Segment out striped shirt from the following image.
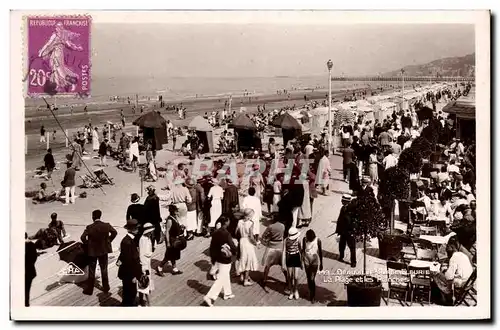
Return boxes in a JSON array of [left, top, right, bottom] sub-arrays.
[[286, 237, 300, 255]]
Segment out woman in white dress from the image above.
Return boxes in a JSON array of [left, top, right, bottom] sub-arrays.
[[92, 127, 99, 151], [235, 209, 259, 286], [138, 223, 155, 306], [207, 179, 224, 233]]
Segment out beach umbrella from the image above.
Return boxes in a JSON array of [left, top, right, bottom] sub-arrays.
[[271, 112, 302, 130], [229, 113, 257, 130], [132, 110, 167, 128], [416, 106, 434, 121], [188, 116, 212, 132]]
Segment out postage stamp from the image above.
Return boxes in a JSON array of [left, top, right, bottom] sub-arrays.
[[25, 15, 91, 98]]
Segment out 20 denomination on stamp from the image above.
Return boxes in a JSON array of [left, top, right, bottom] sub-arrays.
[[26, 15, 91, 97]]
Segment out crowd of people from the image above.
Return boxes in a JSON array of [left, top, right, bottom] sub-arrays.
[[26, 81, 476, 307]]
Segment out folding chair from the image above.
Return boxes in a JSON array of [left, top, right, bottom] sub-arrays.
[[454, 268, 477, 306], [386, 260, 411, 305], [419, 225, 438, 236], [408, 265, 432, 305], [400, 235, 417, 264], [413, 238, 438, 261]]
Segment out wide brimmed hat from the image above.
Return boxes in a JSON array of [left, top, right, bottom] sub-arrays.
[[288, 227, 300, 240], [146, 185, 156, 192], [124, 218, 139, 230], [264, 153, 271, 159], [185, 178, 195, 188], [341, 194, 352, 203], [243, 208, 255, 218], [362, 176, 371, 184], [211, 178, 220, 185], [142, 222, 155, 234], [130, 193, 140, 203]]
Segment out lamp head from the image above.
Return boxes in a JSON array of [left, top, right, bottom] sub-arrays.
[[327, 59, 333, 71]]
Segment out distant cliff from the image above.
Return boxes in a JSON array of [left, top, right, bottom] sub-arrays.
[[385, 53, 475, 77]]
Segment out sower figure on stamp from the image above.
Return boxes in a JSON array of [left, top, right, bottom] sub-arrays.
[[81, 209, 117, 295], [334, 194, 356, 268]]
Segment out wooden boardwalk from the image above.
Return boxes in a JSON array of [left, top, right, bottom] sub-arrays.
[[29, 153, 475, 307]]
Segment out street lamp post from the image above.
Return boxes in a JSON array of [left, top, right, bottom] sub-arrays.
[[401, 69, 405, 110], [327, 59, 333, 153]]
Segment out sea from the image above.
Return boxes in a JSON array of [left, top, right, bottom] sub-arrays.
[[25, 75, 384, 107]]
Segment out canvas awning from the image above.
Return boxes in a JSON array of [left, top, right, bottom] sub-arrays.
[[229, 113, 257, 130], [442, 88, 475, 120], [132, 111, 167, 128], [188, 115, 213, 132], [271, 112, 302, 130]]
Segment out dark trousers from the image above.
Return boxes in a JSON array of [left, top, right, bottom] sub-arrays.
[[310, 198, 314, 214], [121, 279, 137, 306], [305, 264, 318, 300], [86, 254, 109, 293], [339, 234, 356, 265], [25, 275, 34, 307], [343, 163, 351, 181], [153, 221, 162, 247]]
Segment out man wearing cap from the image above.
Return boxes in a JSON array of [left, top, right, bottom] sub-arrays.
[[61, 162, 76, 205], [222, 178, 239, 215], [143, 185, 162, 248], [118, 219, 143, 306], [335, 195, 356, 267], [126, 193, 145, 226], [81, 209, 118, 295]]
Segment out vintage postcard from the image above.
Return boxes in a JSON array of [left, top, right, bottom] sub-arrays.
[[10, 10, 490, 320]]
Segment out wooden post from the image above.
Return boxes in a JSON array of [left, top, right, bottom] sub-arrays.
[[65, 129, 69, 147], [25, 135, 27, 155], [108, 125, 111, 141], [136, 126, 139, 136], [46, 132, 49, 150]]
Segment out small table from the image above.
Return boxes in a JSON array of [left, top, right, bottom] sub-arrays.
[[419, 232, 456, 245], [409, 259, 441, 273]]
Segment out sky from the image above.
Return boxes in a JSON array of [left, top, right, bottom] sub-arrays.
[[91, 23, 475, 78]]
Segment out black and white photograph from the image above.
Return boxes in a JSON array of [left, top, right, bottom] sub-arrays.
[[10, 10, 490, 320]]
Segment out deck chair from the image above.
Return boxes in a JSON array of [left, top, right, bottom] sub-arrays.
[[386, 260, 411, 306], [80, 174, 101, 188], [454, 268, 477, 306], [93, 169, 114, 185], [408, 265, 432, 306]]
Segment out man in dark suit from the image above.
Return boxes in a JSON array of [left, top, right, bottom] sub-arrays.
[[335, 194, 356, 268], [81, 209, 117, 295], [143, 185, 161, 246], [126, 193, 145, 226], [62, 162, 76, 205], [342, 143, 355, 182], [25, 233, 38, 307], [117, 219, 143, 306]]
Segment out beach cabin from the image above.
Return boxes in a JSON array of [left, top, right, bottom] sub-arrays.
[[308, 107, 329, 134], [374, 101, 397, 121], [188, 116, 215, 153]]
